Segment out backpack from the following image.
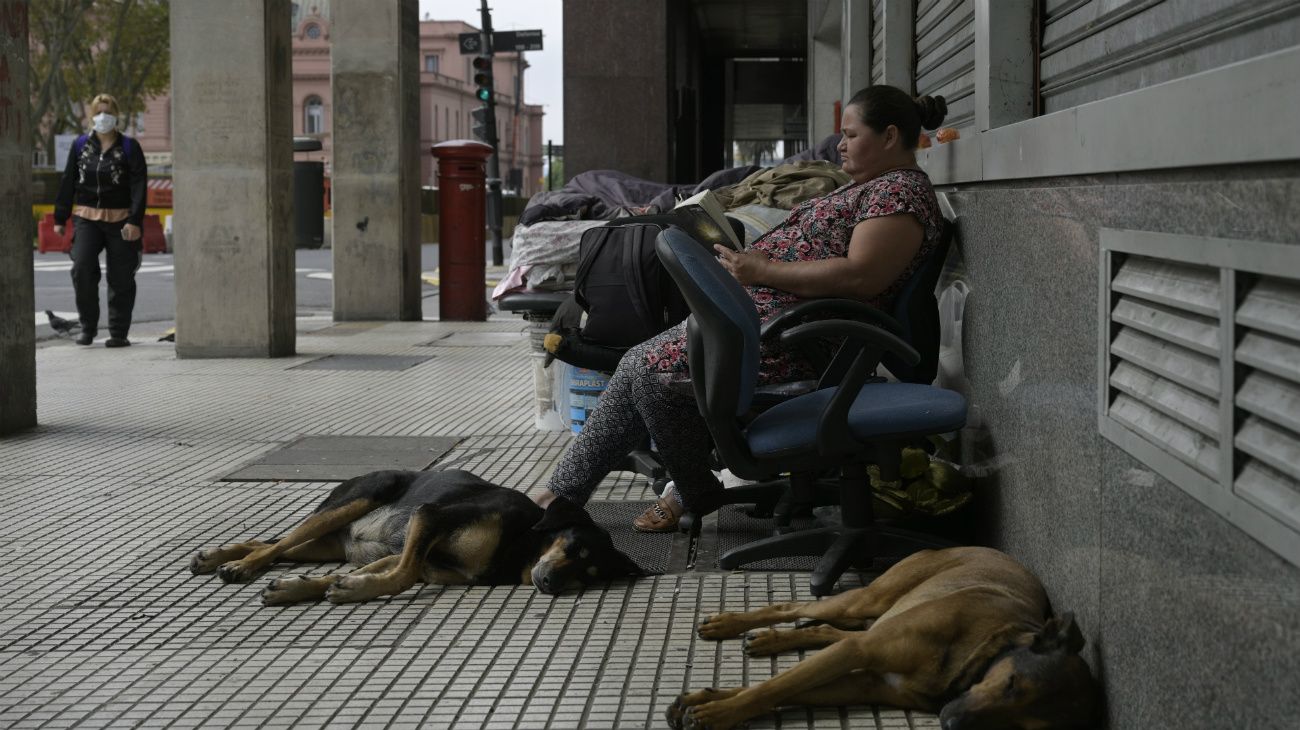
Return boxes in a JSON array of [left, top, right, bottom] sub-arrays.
[[572, 221, 689, 349], [72, 133, 134, 162]]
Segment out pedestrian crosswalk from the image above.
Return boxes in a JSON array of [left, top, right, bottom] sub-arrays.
[[32, 260, 175, 275]]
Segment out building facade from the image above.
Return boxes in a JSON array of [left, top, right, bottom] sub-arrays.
[[133, 4, 545, 196]]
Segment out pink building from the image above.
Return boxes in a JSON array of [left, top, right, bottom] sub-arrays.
[[134, 5, 545, 197]]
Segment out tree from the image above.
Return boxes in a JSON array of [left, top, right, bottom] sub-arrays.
[[28, 0, 169, 164]]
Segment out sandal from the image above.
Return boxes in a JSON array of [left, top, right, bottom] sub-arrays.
[[633, 497, 681, 533]]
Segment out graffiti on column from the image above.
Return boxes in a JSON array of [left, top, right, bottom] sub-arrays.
[[0, 1, 29, 141]]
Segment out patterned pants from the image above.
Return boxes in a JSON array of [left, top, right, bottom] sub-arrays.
[[545, 323, 723, 513]]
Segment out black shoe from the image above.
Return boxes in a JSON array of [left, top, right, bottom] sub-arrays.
[[75, 333, 94, 346], [105, 337, 131, 348]]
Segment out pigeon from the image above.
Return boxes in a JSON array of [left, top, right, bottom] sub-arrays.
[[45, 310, 81, 335]]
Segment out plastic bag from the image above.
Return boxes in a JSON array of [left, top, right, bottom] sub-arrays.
[[935, 280, 970, 396]]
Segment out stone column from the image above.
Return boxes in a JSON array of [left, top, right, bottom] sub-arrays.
[[564, 0, 669, 183], [840, 0, 872, 106], [879, 0, 915, 90], [0, 1, 36, 434], [975, 0, 1035, 131], [171, 0, 295, 357], [330, 0, 422, 321]]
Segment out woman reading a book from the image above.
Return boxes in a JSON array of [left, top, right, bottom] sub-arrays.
[[534, 85, 949, 532]]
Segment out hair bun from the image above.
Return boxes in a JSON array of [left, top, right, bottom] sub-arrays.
[[914, 95, 948, 130]]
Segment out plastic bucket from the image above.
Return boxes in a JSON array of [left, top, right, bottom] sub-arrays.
[[568, 367, 610, 434]]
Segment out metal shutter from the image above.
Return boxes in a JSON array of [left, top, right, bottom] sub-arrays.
[[1040, 0, 1300, 113], [913, 0, 975, 129], [871, 0, 885, 85]]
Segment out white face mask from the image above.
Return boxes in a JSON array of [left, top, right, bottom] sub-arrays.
[[92, 113, 117, 134]]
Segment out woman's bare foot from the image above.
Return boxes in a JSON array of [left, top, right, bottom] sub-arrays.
[[534, 489, 560, 508]]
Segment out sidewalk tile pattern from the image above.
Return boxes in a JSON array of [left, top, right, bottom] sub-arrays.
[[2, 320, 938, 728]]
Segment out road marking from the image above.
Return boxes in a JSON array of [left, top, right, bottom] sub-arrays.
[[33, 262, 175, 274]]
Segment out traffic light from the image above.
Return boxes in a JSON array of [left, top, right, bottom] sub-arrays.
[[472, 54, 494, 103], [470, 105, 493, 144]]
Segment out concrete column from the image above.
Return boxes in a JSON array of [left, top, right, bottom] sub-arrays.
[[171, 0, 295, 357], [975, 0, 1035, 131], [0, 1, 35, 434], [330, 0, 422, 321], [840, 0, 873, 104], [564, 0, 669, 183], [807, 0, 842, 142], [880, 0, 915, 91]]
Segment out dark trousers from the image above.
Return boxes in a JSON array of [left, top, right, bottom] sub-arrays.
[[70, 217, 142, 338]]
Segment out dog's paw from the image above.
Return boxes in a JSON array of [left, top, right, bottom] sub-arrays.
[[217, 561, 259, 584], [698, 613, 746, 640], [325, 574, 374, 604], [684, 701, 738, 730], [741, 629, 783, 656], [666, 689, 721, 729], [190, 550, 222, 575], [262, 575, 322, 605]]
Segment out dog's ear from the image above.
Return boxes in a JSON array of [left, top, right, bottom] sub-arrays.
[[531, 496, 594, 532], [1033, 612, 1085, 655]]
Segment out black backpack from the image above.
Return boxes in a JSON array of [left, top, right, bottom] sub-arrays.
[[572, 222, 689, 349]]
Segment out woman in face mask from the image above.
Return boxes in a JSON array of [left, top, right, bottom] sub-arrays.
[[52, 93, 149, 347]]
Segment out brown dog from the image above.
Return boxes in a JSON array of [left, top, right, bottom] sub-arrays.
[[668, 546, 1099, 730]]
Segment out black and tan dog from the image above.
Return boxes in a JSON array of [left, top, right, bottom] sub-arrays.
[[190, 469, 643, 603], [669, 546, 1099, 730]]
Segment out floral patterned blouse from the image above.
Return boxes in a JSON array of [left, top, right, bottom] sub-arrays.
[[645, 168, 943, 384]]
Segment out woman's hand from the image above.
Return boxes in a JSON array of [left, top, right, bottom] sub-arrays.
[[53, 224, 65, 237], [121, 223, 142, 242], [714, 244, 771, 286]]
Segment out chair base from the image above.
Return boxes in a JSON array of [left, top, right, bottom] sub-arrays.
[[718, 524, 957, 596]]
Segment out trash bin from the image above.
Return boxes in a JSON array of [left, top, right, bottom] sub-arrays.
[[293, 137, 324, 249]]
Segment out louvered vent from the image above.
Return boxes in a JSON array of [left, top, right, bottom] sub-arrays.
[[1234, 277, 1300, 532], [1106, 256, 1221, 477], [1101, 229, 1300, 567]]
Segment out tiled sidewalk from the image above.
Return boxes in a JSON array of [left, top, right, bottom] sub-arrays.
[[0, 319, 938, 729]]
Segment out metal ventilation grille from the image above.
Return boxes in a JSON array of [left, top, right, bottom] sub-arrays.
[[1100, 229, 1300, 568], [1107, 256, 1221, 477], [1234, 277, 1300, 532]]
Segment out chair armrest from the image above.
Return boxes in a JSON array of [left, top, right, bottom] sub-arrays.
[[779, 319, 920, 367], [760, 299, 904, 342]]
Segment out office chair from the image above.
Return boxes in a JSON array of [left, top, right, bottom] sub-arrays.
[[655, 227, 967, 595]]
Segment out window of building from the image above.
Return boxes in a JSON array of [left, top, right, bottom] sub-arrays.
[[305, 23, 321, 40], [433, 104, 439, 137], [424, 55, 440, 74], [304, 96, 324, 134]]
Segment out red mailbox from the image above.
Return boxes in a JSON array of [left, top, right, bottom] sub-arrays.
[[431, 140, 494, 321]]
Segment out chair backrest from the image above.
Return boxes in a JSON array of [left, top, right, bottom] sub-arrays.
[[654, 227, 761, 418], [883, 218, 953, 384]]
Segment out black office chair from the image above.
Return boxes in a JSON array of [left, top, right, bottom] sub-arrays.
[[700, 219, 956, 528], [655, 227, 967, 595]]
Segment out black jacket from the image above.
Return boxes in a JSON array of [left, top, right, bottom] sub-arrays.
[[54, 133, 148, 226]]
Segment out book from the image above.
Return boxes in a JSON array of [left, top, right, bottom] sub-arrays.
[[673, 189, 743, 251]]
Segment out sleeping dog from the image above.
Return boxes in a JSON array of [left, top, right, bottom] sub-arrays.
[[190, 469, 643, 603], [669, 546, 1099, 730]]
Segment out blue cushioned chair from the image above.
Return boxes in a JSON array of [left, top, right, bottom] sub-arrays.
[[655, 227, 967, 595]]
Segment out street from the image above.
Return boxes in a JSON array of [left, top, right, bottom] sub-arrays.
[[32, 245, 451, 341]]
